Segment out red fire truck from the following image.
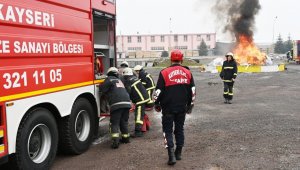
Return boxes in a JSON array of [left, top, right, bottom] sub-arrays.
[[0, 0, 116, 169]]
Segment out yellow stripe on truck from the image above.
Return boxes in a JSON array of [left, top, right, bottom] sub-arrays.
[[0, 81, 94, 102], [0, 145, 4, 153], [0, 130, 3, 138]]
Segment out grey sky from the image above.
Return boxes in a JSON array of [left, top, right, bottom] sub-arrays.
[[116, 0, 300, 43]]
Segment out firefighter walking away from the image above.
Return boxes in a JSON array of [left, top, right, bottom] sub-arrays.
[[122, 68, 150, 137], [220, 52, 238, 104], [154, 49, 196, 165], [99, 67, 131, 149]]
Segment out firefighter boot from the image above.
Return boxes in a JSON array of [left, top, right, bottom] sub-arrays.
[[224, 99, 228, 104], [111, 138, 119, 149], [120, 137, 130, 144], [227, 100, 232, 104], [167, 148, 176, 165], [175, 146, 182, 160]]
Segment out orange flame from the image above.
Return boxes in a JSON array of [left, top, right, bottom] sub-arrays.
[[234, 35, 266, 65]]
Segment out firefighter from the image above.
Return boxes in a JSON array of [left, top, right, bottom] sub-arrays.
[[119, 61, 129, 76], [99, 67, 131, 149], [133, 65, 156, 109], [154, 49, 196, 165], [133, 65, 155, 132], [122, 67, 150, 137], [220, 52, 238, 104]]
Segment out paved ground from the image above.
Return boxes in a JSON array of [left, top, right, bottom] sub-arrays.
[[2, 64, 300, 170]]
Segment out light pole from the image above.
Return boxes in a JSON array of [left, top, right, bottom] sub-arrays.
[[272, 16, 278, 53]]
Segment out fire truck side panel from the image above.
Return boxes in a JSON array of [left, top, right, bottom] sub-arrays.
[[0, 0, 116, 167], [5, 85, 94, 154]]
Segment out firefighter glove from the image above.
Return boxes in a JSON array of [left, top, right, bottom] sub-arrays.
[[186, 103, 194, 114]]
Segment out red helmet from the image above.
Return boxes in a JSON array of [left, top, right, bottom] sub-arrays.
[[170, 49, 183, 61]]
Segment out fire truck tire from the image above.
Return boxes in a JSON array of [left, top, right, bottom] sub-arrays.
[[59, 98, 95, 154], [16, 108, 58, 170]]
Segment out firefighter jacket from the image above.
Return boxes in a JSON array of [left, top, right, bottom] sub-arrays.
[[220, 60, 238, 83], [99, 75, 131, 112], [123, 75, 150, 105], [154, 64, 196, 114], [138, 70, 156, 91]]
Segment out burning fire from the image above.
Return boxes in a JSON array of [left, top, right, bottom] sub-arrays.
[[233, 35, 266, 65]]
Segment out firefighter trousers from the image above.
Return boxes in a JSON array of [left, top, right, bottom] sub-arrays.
[[146, 89, 154, 108], [162, 112, 186, 148], [223, 82, 234, 100], [135, 104, 145, 132], [110, 108, 130, 140]]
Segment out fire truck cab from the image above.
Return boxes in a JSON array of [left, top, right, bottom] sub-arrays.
[[0, 0, 116, 169]]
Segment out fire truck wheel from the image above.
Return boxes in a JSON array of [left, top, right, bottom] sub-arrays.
[[16, 108, 58, 170], [59, 98, 95, 154]]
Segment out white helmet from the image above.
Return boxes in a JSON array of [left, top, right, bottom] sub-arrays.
[[122, 68, 133, 76], [120, 61, 129, 67], [133, 65, 143, 71], [107, 67, 118, 74], [226, 52, 234, 57]]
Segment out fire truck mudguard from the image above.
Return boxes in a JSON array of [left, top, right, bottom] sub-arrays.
[[58, 98, 96, 154], [16, 108, 58, 170]]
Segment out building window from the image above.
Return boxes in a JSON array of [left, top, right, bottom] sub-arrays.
[[137, 36, 141, 43], [174, 35, 178, 42], [151, 36, 155, 42], [151, 47, 165, 51], [174, 46, 188, 50], [161, 36, 165, 42], [128, 47, 142, 51], [184, 35, 188, 42], [128, 36, 131, 43], [206, 35, 211, 41], [197, 35, 201, 41]]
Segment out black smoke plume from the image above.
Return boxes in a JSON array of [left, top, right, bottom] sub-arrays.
[[213, 0, 261, 42]]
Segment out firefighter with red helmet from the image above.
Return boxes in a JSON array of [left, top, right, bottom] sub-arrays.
[[99, 67, 132, 149], [122, 68, 150, 137], [154, 49, 196, 165], [220, 52, 238, 104]]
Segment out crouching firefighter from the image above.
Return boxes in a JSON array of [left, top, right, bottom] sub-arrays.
[[154, 49, 196, 165], [220, 52, 238, 104], [133, 65, 156, 132], [122, 68, 150, 137], [99, 67, 131, 149]]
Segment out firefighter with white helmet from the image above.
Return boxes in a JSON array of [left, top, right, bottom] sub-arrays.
[[99, 67, 131, 148], [154, 49, 196, 165], [133, 65, 155, 132], [220, 52, 238, 104], [122, 67, 150, 137]]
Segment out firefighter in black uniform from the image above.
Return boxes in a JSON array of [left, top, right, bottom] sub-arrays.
[[154, 49, 196, 165], [122, 67, 150, 137], [133, 65, 156, 109], [99, 67, 132, 149], [133, 65, 155, 132], [220, 52, 238, 104]]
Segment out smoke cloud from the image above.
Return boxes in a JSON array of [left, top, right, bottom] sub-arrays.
[[213, 0, 261, 42]]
